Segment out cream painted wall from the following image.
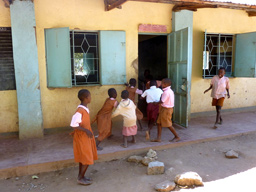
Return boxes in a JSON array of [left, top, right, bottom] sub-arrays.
[[34, 0, 173, 129], [0, 1, 19, 133], [192, 8, 256, 113]]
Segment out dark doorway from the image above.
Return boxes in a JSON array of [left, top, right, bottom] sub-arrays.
[[138, 35, 167, 116]]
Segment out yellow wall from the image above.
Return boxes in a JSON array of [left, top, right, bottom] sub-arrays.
[[0, 1, 19, 133], [192, 8, 256, 113], [34, 0, 173, 129]]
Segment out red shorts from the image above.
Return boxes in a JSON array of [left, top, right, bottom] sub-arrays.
[[212, 97, 225, 107], [147, 103, 159, 121]]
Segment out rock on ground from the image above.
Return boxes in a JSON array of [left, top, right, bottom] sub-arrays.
[[142, 156, 157, 166], [155, 180, 176, 192], [147, 149, 157, 158], [127, 155, 144, 163], [225, 150, 239, 159], [175, 172, 203, 186], [147, 161, 165, 175]]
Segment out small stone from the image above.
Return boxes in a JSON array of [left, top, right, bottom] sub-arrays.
[[165, 167, 175, 175], [155, 180, 176, 192], [147, 161, 165, 175], [175, 172, 203, 186], [32, 175, 39, 179], [147, 149, 157, 158], [127, 155, 144, 163], [142, 156, 157, 166], [225, 150, 239, 158], [15, 177, 19, 181]]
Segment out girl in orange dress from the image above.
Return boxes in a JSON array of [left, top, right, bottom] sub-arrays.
[[70, 89, 98, 186], [91, 88, 118, 150]]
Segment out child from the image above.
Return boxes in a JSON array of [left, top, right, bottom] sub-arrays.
[[152, 78, 180, 142], [70, 89, 98, 186], [204, 67, 230, 128], [141, 80, 163, 140], [125, 78, 143, 128], [91, 88, 118, 150], [111, 90, 137, 148]]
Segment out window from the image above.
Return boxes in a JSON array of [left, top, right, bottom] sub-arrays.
[[0, 27, 16, 90], [70, 31, 99, 85], [203, 33, 233, 78], [45, 28, 126, 88]]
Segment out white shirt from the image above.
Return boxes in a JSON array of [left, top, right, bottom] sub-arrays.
[[70, 105, 89, 127], [210, 75, 230, 99], [141, 86, 163, 103]]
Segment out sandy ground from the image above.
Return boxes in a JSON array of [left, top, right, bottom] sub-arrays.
[[1, 133, 256, 192]]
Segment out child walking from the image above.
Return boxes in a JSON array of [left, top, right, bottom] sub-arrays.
[[141, 80, 163, 140], [152, 78, 180, 142], [70, 89, 98, 186], [204, 67, 230, 128], [91, 88, 118, 150], [125, 78, 143, 129], [111, 90, 137, 148]]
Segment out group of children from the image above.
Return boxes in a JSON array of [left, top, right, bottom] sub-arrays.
[[70, 67, 230, 185]]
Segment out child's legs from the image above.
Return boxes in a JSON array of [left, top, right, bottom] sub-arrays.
[[78, 163, 89, 180], [156, 123, 162, 141], [168, 126, 180, 139], [215, 106, 222, 124], [132, 135, 136, 143], [123, 136, 128, 148]]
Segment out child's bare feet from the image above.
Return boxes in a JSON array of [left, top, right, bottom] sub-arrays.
[[120, 143, 128, 148], [77, 178, 92, 186], [145, 131, 150, 141], [213, 124, 218, 129], [170, 137, 180, 142], [151, 139, 161, 142], [97, 146, 103, 151]]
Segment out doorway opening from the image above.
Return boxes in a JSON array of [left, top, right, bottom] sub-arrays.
[[138, 34, 168, 116]]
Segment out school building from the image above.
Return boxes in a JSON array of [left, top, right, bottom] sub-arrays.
[[0, 0, 256, 139]]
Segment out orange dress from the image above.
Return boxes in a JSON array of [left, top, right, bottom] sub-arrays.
[[72, 107, 98, 165], [126, 87, 143, 120], [95, 98, 117, 141]]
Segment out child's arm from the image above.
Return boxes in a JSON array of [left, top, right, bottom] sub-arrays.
[[111, 105, 121, 118], [140, 90, 147, 100], [70, 112, 93, 138], [91, 116, 97, 124], [136, 89, 143, 95], [226, 88, 230, 98], [204, 85, 212, 94], [226, 78, 230, 98]]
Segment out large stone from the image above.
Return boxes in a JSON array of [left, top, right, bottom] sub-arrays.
[[175, 172, 203, 186], [147, 161, 165, 175], [155, 180, 176, 192], [225, 150, 239, 159], [147, 149, 157, 158], [127, 155, 144, 163], [142, 156, 157, 166]]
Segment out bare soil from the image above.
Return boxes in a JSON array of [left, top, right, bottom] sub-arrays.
[[1, 133, 256, 192]]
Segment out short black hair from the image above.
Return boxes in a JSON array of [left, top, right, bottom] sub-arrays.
[[129, 78, 136, 86], [150, 80, 157, 87], [121, 90, 129, 99], [219, 67, 226, 71], [108, 88, 117, 98], [78, 89, 90, 101], [162, 78, 171, 86]]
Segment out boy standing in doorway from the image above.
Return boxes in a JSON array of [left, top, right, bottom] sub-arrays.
[[204, 67, 230, 129]]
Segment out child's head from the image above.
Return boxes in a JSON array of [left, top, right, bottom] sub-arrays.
[[78, 89, 91, 103], [129, 78, 137, 87], [218, 67, 226, 78], [161, 78, 171, 88], [108, 88, 117, 98], [145, 75, 153, 82], [121, 90, 129, 100], [150, 80, 157, 87]]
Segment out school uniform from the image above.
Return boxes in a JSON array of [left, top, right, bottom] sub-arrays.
[[70, 105, 98, 165], [141, 85, 163, 121], [157, 86, 174, 127], [111, 99, 137, 136], [126, 86, 143, 120], [94, 98, 118, 141], [210, 75, 230, 107]]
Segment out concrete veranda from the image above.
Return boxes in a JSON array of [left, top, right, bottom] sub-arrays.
[[1, 109, 256, 179]]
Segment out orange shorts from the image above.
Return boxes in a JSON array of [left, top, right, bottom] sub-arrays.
[[212, 97, 225, 107]]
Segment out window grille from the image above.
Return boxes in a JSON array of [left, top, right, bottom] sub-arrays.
[[0, 27, 16, 90], [70, 31, 99, 85], [203, 33, 233, 78]]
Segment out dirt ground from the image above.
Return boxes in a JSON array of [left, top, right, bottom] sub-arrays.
[[1, 132, 256, 192]]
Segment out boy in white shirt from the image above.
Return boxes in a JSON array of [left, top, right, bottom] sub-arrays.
[[141, 80, 163, 140]]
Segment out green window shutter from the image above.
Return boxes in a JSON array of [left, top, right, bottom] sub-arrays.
[[234, 32, 256, 77], [45, 27, 72, 87], [99, 31, 126, 85]]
